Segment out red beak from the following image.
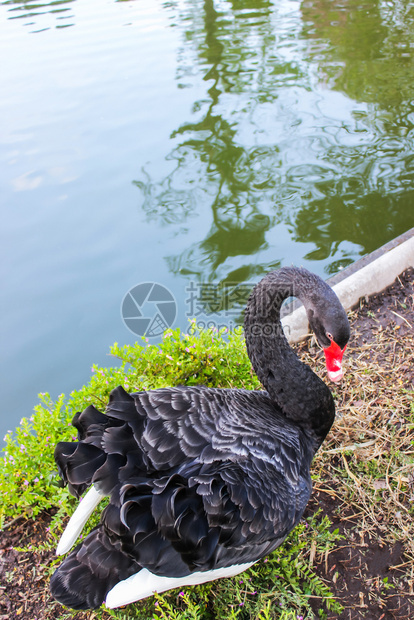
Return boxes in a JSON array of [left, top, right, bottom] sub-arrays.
[[323, 341, 347, 383]]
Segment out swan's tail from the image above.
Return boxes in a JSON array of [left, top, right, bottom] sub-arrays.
[[54, 387, 141, 553], [54, 386, 139, 498], [50, 524, 140, 610]]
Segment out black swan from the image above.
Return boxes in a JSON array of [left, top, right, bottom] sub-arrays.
[[50, 266, 350, 610]]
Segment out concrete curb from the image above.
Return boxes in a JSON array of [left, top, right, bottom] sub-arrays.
[[282, 228, 414, 343]]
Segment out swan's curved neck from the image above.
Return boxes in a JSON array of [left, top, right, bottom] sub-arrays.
[[244, 267, 335, 447]]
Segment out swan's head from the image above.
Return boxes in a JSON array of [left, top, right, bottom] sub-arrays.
[[306, 297, 350, 383]]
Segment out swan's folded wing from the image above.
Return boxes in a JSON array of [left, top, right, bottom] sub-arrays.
[[97, 455, 311, 575], [54, 385, 311, 565]]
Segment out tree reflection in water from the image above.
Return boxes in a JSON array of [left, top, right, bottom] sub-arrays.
[[134, 0, 414, 306]]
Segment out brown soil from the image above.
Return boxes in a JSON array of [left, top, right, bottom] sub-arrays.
[[305, 267, 414, 620], [0, 268, 413, 620], [0, 511, 67, 620]]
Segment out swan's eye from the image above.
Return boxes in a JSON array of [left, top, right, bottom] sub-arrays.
[[326, 332, 333, 341]]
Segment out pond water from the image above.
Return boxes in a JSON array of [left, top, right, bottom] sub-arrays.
[[1, 0, 414, 443]]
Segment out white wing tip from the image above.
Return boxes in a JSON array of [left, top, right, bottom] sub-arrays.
[[105, 563, 256, 608], [55, 486, 105, 555], [56, 536, 72, 556]]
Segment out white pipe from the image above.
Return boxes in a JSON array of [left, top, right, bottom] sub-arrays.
[[282, 234, 414, 343]]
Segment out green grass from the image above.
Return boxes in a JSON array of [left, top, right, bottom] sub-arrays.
[[1, 324, 342, 619]]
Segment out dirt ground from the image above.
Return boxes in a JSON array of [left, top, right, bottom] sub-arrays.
[[0, 267, 413, 620], [306, 267, 414, 620]]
